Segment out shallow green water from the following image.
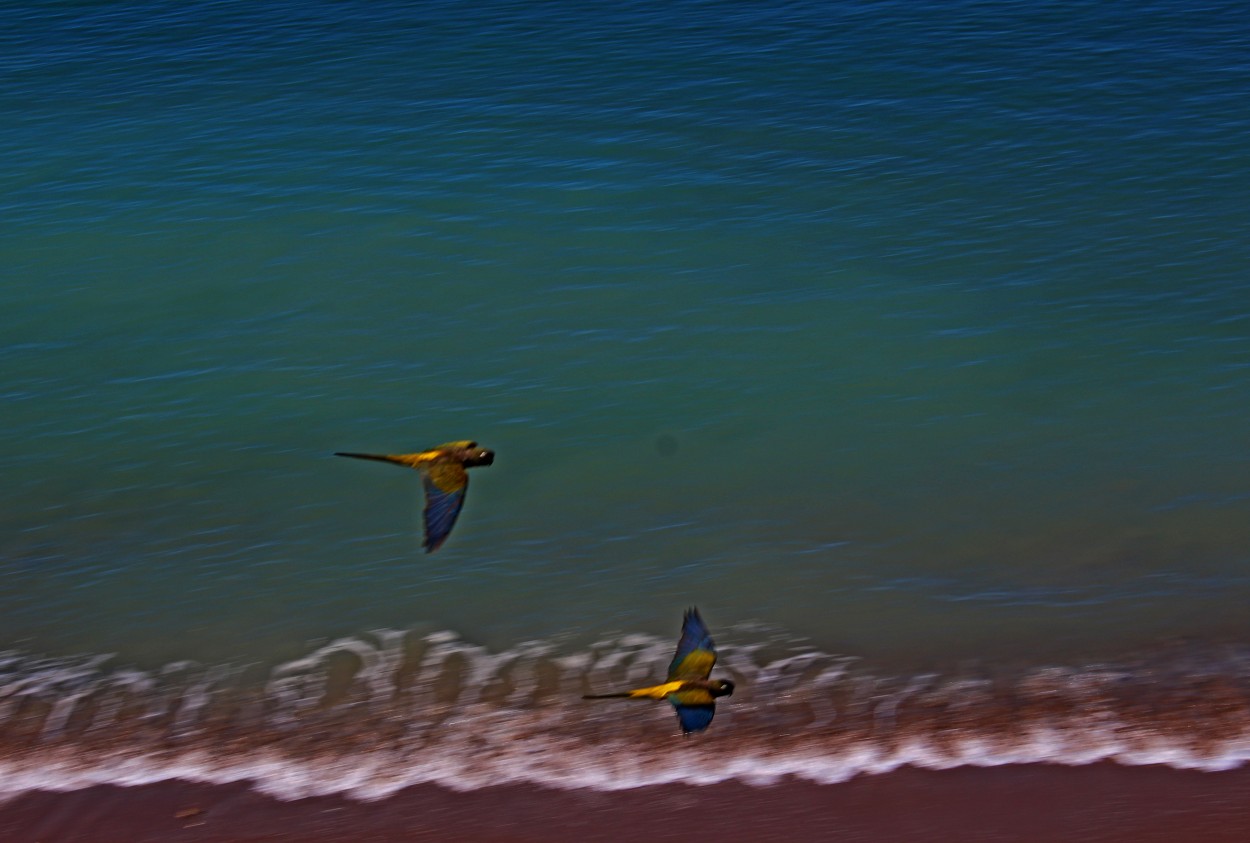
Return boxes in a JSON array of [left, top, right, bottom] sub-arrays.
[[3, 0, 1249, 671]]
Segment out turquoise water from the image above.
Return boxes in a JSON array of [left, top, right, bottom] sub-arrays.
[[2, 0, 1249, 797]]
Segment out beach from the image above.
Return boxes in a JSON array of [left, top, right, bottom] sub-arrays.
[[5, 765, 1250, 843]]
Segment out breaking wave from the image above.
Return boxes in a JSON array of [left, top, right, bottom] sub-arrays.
[[1, 629, 1248, 802]]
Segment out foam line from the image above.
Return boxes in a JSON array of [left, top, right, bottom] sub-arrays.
[[0, 631, 1247, 802]]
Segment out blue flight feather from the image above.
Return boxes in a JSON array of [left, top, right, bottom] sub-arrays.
[[422, 474, 466, 552], [668, 607, 715, 679], [673, 703, 716, 734]]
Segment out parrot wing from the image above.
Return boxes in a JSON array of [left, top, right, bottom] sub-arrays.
[[421, 460, 469, 552], [671, 702, 717, 734], [668, 607, 717, 681]]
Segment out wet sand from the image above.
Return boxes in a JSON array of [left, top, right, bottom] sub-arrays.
[[2, 763, 1248, 843]]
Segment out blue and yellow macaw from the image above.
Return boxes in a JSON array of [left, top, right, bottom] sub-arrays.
[[335, 440, 494, 552], [584, 608, 735, 734]]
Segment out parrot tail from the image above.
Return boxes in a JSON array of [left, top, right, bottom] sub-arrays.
[[581, 692, 636, 700], [334, 452, 410, 466]]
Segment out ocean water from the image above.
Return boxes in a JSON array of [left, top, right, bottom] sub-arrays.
[[2, 0, 1249, 800]]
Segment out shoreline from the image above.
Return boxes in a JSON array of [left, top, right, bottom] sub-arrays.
[[3, 763, 1248, 842]]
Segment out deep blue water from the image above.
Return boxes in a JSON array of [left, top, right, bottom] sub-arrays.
[[3, 0, 1249, 675]]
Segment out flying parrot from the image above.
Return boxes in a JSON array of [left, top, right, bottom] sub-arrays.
[[584, 607, 735, 734], [335, 440, 494, 552]]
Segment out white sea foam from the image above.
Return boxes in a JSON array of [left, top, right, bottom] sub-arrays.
[[0, 631, 1247, 802]]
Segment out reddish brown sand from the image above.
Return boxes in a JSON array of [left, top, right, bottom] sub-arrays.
[[1, 763, 1247, 843]]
